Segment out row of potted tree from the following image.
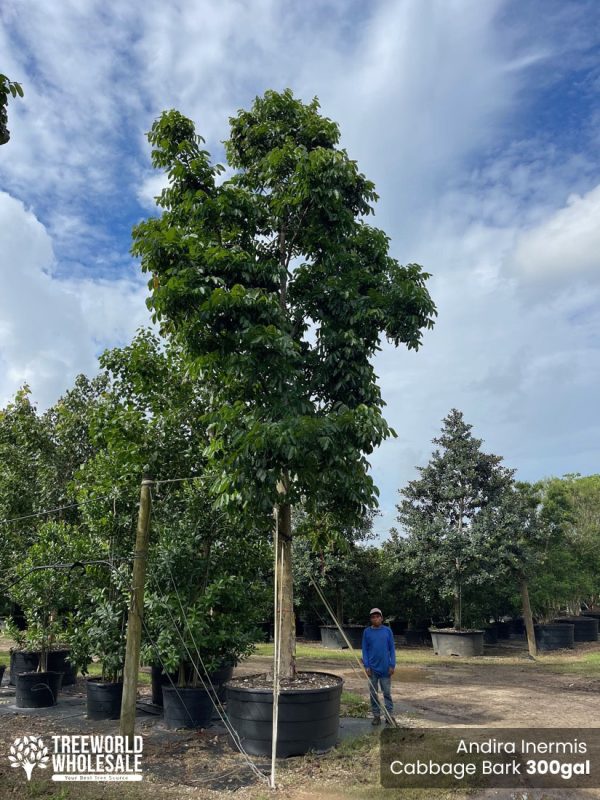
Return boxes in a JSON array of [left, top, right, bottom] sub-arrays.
[[2, 492, 270, 721]]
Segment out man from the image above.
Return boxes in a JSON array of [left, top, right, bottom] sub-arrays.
[[361, 607, 395, 725]]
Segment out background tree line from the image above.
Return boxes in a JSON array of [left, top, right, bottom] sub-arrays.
[[1, 363, 597, 639]]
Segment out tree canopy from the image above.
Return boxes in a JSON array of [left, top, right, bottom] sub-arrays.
[[132, 89, 436, 677], [132, 89, 436, 523]]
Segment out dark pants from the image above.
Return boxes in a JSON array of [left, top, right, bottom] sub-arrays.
[[369, 673, 393, 717]]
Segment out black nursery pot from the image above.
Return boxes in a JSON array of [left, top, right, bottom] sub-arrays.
[[86, 678, 123, 720], [9, 650, 39, 685], [510, 618, 526, 636], [162, 685, 215, 729], [151, 665, 176, 707], [534, 623, 575, 651], [225, 672, 343, 757], [494, 621, 511, 639], [16, 671, 62, 708], [553, 617, 599, 642], [209, 664, 235, 703], [48, 650, 77, 686], [430, 629, 484, 656], [302, 621, 321, 641], [152, 664, 234, 707], [339, 625, 364, 649], [582, 610, 600, 620], [10, 650, 77, 686], [483, 626, 498, 645], [320, 625, 345, 649], [404, 629, 427, 646]]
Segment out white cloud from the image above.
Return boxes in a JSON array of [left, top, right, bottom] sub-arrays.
[[370, 209, 600, 535], [136, 174, 169, 211], [1, 0, 599, 537], [511, 184, 600, 281], [0, 192, 150, 408]]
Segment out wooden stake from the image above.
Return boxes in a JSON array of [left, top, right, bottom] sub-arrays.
[[120, 473, 153, 743]]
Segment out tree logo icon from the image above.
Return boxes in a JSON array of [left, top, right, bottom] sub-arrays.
[[8, 736, 50, 781]]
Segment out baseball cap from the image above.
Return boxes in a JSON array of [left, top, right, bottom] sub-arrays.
[[369, 608, 382, 616]]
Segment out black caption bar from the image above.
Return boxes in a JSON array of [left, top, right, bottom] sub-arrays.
[[380, 728, 600, 789]]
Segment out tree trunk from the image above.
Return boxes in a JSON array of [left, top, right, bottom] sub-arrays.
[[276, 501, 296, 680], [520, 577, 537, 658], [453, 586, 461, 630]]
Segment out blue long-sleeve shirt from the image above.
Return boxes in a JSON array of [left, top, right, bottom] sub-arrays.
[[362, 625, 396, 677]]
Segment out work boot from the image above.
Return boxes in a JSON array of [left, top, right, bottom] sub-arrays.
[[371, 716, 381, 726]]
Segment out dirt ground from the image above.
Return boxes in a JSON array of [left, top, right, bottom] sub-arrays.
[[1, 639, 599, 800]]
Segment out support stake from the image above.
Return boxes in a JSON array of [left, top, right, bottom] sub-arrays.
[[120, 473, 153, 744]]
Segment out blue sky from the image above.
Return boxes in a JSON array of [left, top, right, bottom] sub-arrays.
[[1, 0, 599, 535]]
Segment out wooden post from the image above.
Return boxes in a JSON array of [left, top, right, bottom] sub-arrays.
[[520, 576, 537, 659], [120, 473, 153, 743]]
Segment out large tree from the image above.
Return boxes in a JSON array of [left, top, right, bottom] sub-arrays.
[[132, 89, 436, 678], [396, 409, 514, 629]]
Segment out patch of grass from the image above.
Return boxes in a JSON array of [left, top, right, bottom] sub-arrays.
[[253, 642, 529, 668], [538, 649, 600, 676], [84, 661, 150, 684], [340, 690, 370, 718], [333, 731, 377, 757], [254, 642, 361, 661]]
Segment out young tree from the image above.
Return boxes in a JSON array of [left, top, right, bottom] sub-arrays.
[[396, 409, 514, 629], [132, 89, 436, 678]]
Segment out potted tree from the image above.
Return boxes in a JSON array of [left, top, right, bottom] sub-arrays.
[[8, 616, 64, 707], [69, 572, 129, 720], [7, 521, 95, 706], [396, 410, 515, 658], [132, 89, 435, 755], [142, 501, 269, 729]]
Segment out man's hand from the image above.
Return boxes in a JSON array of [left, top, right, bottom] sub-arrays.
[[366, 668, 372, 677], [388, 666, 395, 677]]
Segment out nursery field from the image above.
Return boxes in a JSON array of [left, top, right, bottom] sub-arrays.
[[1, 636, 600, 800]]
